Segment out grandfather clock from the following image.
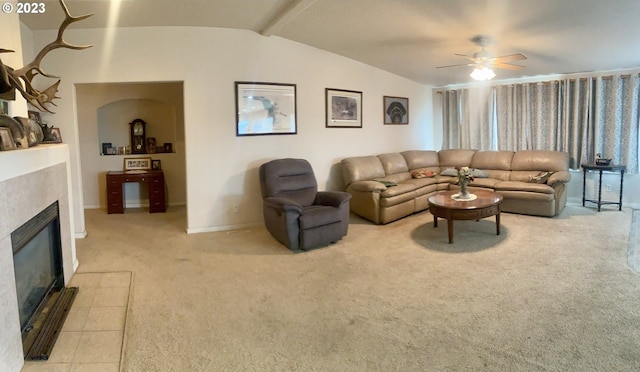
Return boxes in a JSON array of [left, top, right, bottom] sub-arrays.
[[129, 118, 147, 154]]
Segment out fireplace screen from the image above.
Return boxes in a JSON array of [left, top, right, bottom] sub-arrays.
[[11, 202, 63, 333]]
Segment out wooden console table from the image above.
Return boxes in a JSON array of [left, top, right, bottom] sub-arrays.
[[581, 163, 625, 211], [107, 170, 166, 214]]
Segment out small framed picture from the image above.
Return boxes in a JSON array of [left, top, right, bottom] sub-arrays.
[[163, 143, 172, 153], [147, 137, 156, 153], [123, 157, 152, 172], [0, 99, 8, 115], [0, 127, 16, 151], [101, 142, 112, 155], [325, 88, 363, 128], [28, 110, 42, 124], [51, 127, 62, 143], [383, 96, 409, 125], [152, 159, 161, 170]]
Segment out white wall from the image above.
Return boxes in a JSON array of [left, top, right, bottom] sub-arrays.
[[27, 26, 434, 234]]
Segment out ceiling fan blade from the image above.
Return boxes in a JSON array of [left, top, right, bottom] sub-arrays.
[[436, 63, 474, 69], [494, 53, 527, 63], [454, 53, 478, 62], [493, 62, 526, 70]]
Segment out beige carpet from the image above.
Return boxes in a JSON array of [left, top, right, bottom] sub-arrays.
[[76, 204, 640, 371]]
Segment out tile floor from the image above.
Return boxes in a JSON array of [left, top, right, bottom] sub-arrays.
[[21, 272, 131, 372]]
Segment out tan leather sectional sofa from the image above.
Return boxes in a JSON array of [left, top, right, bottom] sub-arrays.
[[341, 149, 571, 224]]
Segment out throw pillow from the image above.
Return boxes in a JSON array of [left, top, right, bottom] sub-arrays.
[[411, 170, 434, 179], [374, 180, 397, 187], [528, 171, 554, 184], [471, 169, 490, 178], [439, 168, 458, 176]]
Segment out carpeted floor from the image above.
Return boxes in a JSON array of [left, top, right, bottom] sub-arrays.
[[75, 204, 640, 371]]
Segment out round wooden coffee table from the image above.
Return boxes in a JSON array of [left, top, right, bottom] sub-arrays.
[[428, 189, 503, 244]]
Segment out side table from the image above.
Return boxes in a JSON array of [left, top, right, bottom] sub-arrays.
[[581, 163, 625, 211]]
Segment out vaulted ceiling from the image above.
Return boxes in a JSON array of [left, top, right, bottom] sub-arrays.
[[19, 0, 640, 86]]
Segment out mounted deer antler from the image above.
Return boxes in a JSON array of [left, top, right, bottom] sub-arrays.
[[0, 0, 93, 113]]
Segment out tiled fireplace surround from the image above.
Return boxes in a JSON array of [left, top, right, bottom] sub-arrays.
[[0, 145, 76, 372]]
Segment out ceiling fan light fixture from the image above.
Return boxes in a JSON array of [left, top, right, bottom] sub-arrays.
[[470, 67, 496, 81]]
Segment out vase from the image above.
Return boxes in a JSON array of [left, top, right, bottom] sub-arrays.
[[459, 179, 469, 198]]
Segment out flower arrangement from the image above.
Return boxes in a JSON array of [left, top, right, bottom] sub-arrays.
[[455, 166, 474, 197], [456, 166, 474, 183]]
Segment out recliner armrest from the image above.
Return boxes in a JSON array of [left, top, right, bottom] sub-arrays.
[[263, 197, 303, 214], [315, 191, 352, 207]]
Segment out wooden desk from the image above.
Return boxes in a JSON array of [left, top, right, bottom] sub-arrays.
[[107, 170, 166, 214], [581, 163, 625, 211]]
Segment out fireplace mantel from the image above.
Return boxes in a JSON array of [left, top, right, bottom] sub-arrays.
[[0, 144, 77, 371]]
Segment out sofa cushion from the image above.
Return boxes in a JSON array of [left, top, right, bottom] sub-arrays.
[[469, 178, 501, 188], [438, 149, 477, 169], [378, 153, 409, 175], [411, 169, 434, 178], [342, 156, 385, 185], [471, 169, 490, 178], [528, 171, 554, 184], [471, 150, 515, 170], [401, 150, 440, 171], [380, 182, 417, 197], [440, 168, 458, 176], [494, 181, 555, 194], [510, 150, 569, 172]]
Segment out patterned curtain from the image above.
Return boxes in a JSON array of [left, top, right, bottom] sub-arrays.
[[592, 75, 640, 173], [441, 90, 461, 149], [560, 78, 592, 169], [442, 87, 494, 150], [439, 74, 640, 173], [495, 81, 561, 151]]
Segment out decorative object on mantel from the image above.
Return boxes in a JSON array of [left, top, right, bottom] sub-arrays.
[[51, 127, 62, 143], [129, 118, 146, 154], [13, 117, 44, 147], [0, 0, 93, 112], [0, 127, 17, 151], [595, 153, 612, 166], [452, 166, 476, 201], [0, 114, 26, 148]]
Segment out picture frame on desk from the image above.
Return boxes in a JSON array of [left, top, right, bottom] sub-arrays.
[[123, 157, 152, 172], [152, 159, 161, 170]]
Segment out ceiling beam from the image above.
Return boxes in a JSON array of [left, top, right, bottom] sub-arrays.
[[260, 0, 317, 37]]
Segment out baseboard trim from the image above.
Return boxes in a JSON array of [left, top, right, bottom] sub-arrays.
[[186, 222, 261, 234]]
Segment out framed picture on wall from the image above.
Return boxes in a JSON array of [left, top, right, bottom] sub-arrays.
[[383, 96, 409, 125], [325, 88, 362, 128], [235, 81, 297, 136], [123, 157, 151, 172]]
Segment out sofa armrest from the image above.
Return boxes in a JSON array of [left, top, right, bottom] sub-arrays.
[[547, 170, 571, 185], [263, 197, 303, 214], [315, 191, 352, 207], [348, 180, 387, 192]]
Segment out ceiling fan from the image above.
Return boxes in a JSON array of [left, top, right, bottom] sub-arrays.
[[437, 35, 527, 80]]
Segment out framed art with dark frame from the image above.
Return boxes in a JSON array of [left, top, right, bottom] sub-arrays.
[[152, 159, 161, 170], [325, 88, 362, 128], [51, 127, 62, 143], [383, 96, 409, 125], [235, 81, 297, 136]]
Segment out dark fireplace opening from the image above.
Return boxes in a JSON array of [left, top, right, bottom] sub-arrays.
[[11, 201, 77, 360]]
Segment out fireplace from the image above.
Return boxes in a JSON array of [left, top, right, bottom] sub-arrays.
[[11, 201, 77, 360]]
